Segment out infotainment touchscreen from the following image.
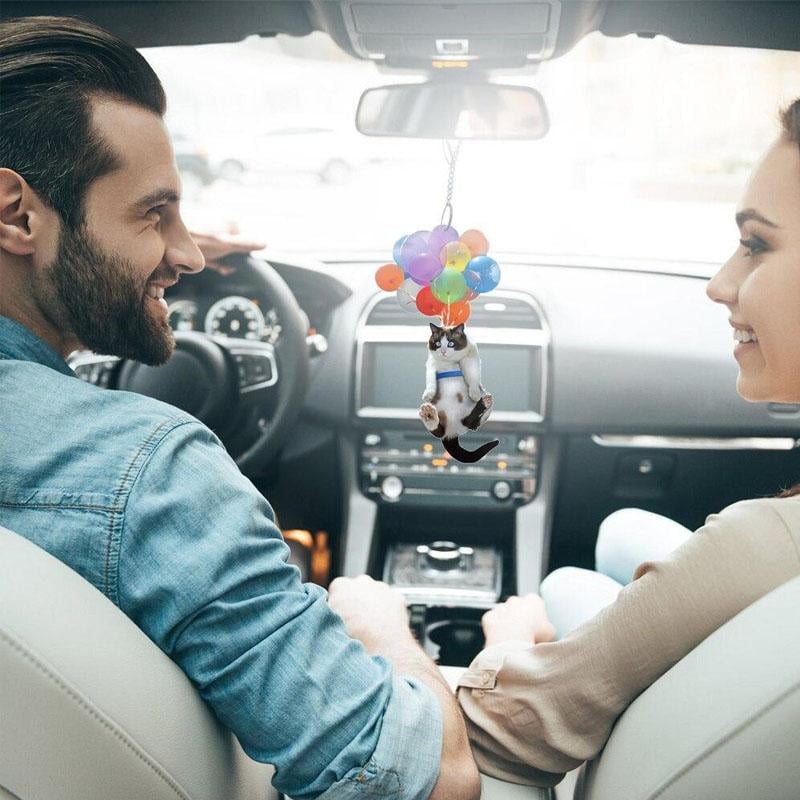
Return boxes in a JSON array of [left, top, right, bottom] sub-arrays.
[[359, 342, 542, 414]]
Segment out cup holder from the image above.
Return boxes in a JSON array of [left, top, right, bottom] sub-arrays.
[[425, 619, 485, 666]]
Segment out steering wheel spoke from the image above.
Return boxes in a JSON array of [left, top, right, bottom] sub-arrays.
[[222, 339, 279, 405]]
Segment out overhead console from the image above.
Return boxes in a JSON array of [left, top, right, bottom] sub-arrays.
[[334, 0, 564, 68]]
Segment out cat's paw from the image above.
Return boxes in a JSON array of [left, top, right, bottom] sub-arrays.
[[481, 393, 493, 410], [419, 402, 438, 429]]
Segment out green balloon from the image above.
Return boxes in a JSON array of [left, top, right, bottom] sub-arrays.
[[431, 268, 468, 304]]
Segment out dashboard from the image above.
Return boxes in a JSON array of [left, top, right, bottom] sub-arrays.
[[165, 255, 800, 436], [159, 254, 800, 582]]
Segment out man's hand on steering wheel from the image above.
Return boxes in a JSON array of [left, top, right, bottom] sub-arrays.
[[190, 226, 266, 275]]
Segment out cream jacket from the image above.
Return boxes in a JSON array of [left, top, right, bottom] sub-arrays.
[[457, 498, 800, 786]]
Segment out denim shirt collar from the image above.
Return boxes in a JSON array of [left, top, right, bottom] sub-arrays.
[[0, 315, 76, 378]]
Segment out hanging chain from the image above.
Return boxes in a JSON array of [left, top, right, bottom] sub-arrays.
[[440, 139, 461, 229]]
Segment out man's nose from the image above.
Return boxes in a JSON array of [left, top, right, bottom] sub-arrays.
[[165, 220, 205, 275], [706, 254, 739, 307]]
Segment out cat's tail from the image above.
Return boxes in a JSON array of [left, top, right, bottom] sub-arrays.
[[442, 437, 500, 464]]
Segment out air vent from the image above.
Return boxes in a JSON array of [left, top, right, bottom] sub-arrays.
[[366, 294, 542, 328]]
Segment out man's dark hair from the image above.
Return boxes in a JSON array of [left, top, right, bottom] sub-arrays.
[[0, 16, 166, 229]]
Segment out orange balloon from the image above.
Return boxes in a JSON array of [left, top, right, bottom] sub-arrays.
[[460, 229, 489, 256], [375, 263, 405, 291], [441, 300, 471, 327], [416, 286, 445, 316]]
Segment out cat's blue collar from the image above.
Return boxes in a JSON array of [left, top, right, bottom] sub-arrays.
[[436, 370, 464, 380]]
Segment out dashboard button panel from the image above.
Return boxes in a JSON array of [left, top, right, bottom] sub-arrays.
[[361, 429, 538, 507]]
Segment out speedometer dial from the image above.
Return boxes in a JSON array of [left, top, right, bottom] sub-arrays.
[[204, 296, 265, 341], [167, 300, 198, 332]]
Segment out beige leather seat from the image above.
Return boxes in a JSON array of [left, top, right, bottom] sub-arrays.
[[575, 573, 800, 800], [0, 526, 276, 800], [3, 524, 797, 800]]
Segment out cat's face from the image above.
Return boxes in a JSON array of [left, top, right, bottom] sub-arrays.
[[429, 323, 468, 360]]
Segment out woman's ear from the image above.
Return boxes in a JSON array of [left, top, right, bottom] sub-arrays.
[[0, 168, 49, 256]]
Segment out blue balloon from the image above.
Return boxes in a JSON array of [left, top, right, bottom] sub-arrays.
[[468, 256, 501, 293], [392, 235, 408, 266], [464, 269, 482, 293]]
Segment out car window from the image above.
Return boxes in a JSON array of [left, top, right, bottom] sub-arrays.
[[142, 31, 800, 273]]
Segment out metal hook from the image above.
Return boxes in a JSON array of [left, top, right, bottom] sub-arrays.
[[440, 201, 454, 229]]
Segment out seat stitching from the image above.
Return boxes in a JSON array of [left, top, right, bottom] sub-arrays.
[[649, 680, 800, 799], [0, 628, 193, 800]]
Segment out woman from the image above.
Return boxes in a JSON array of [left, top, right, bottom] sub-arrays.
[[456, 98, 800, 785]]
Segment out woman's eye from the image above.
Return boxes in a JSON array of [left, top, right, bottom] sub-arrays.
[[739, 236, 767, 257]]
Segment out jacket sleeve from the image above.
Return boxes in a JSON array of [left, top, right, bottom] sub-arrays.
[[119, 419, 442, 800], [457, 499, 800, 786]]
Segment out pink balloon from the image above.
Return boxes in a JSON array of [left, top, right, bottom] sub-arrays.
[[408, 252, 443, 285]]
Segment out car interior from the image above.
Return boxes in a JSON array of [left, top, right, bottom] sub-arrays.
[[1, 2, 800, 799]]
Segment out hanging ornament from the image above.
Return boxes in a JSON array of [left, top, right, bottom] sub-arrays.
[[373, 139, 500, 464]]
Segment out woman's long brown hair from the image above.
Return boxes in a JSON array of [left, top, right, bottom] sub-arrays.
[[775, 98, 800, 497]]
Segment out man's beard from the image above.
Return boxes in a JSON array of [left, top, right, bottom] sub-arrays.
[[48, 224, 176, 366]]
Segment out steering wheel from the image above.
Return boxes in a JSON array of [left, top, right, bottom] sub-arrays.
[[114, 254, 309, 475]]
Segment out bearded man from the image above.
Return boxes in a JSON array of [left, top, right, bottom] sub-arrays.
[[0, 16, 479, 800]]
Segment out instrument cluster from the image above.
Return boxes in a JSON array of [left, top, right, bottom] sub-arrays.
[[167, 295, 282, 344]]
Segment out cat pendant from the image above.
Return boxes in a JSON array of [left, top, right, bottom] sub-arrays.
[[418, 322, 499, 464]]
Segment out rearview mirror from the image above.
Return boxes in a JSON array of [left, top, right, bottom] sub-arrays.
[[356, 81, 549, 140]]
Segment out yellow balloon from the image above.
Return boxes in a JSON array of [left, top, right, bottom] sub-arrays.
[[440, 241, 472, 272]]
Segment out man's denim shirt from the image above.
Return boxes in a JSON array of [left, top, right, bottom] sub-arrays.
[[0, 316, 442, 800]]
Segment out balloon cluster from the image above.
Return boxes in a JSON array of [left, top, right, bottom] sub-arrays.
[[374, 225, 501, 326]]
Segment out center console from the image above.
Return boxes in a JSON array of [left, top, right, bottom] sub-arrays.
[[342, 289, 554, 666]]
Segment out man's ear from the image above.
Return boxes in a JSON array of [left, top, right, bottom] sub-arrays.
[[0, 168, 47, 256]]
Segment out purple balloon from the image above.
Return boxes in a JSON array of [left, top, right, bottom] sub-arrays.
[[408, 252, 443, 286], [427, 225, 459, 258], [399, 230, 430, 269]]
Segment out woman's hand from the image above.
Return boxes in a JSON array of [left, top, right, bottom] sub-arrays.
[[482, 594, 556, 648]]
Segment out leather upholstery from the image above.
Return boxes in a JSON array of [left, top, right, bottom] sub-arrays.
[[0, 526, 277, 800], [575, 575, 800, 800]]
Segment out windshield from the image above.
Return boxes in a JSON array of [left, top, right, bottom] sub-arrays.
[[142, 32, 800, 274]]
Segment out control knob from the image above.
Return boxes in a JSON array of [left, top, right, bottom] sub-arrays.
[[380, 475, 403, 502], [417, 541, 474, 571]]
